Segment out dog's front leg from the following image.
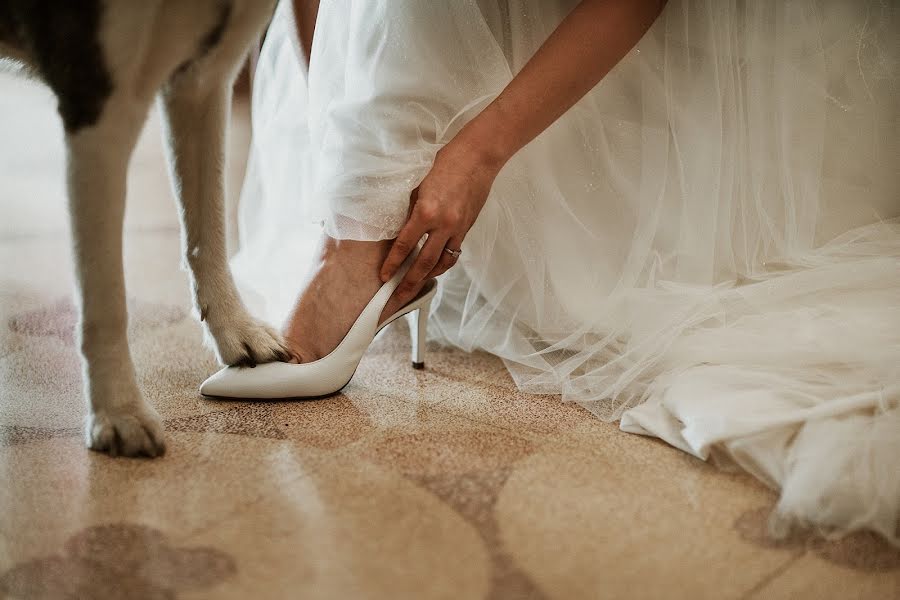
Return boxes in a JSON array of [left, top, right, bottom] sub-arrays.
[[67, 102, 166, 457], [159, 77, 288, 368]]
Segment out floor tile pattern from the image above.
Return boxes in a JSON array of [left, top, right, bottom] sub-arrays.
[[2, 74, 898, 599]]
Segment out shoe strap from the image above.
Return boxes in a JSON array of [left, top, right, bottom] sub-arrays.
[[320, 246, 419, 362], [360, 247, 418, 327]]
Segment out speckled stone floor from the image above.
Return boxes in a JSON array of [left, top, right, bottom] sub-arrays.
[[1, 74, 898, 600]]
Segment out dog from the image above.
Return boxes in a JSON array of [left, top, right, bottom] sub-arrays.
[[1, 0, 286, 457]]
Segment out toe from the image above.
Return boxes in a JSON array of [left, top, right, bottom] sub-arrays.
[[87, 417, 115, 454], [145, 419, 167, 457], [147, 431, 166, 457], [116, 419, 145, 456], [240, 342, 258, 367]]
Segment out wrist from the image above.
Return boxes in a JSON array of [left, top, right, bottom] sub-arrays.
[[444, 109, 519, 177]]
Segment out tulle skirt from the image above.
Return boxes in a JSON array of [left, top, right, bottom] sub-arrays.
[[234, 0, 900, 544]]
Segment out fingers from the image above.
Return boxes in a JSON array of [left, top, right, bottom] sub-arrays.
[[381, 219, 426, 282], [381, 186, 467, 283], [380, 189, 423, 282], [425, 236, 462, 279], [397, 232, 448, 294]]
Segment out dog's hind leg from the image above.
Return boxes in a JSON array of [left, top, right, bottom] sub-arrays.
[[159, 76, 288, 368], [66, 98, 166, 457]]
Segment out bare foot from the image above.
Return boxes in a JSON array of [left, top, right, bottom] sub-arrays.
[[281, 235, 429, 363]]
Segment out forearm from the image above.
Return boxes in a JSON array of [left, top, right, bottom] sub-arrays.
[[384, 0, 666, 281], [451, 0, 666, 171]]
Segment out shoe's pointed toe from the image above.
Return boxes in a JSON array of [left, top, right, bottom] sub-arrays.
[[199, 363, 289, 399], [199, 366, 237, 398], [199, 360, 352, 399]]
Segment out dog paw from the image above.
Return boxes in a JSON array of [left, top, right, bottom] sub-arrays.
[[85, 406, 166, 458], [208, 317, 290, 367]]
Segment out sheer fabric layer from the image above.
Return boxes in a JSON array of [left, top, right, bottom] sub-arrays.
[[235, 0, 900, 545]]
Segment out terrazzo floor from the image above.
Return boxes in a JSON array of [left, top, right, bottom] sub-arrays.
[[1, 74, 898, 599]]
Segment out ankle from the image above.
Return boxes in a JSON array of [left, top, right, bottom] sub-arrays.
[[317, 236, 393, 270]]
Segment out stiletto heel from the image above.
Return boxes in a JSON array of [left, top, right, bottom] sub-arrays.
[[199, 252, 438, 399], [410, 294, 432, 370]]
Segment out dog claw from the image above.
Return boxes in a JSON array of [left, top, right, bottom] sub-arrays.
[[241, 342, 258, 366], [210, 316, 288, 368]]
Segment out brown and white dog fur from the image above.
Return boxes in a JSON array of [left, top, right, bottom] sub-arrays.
[[1, 0, 285, 457]]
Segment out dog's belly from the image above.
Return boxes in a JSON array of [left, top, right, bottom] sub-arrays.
[[0, 0, 239, 133], [0, 0, 115, 131]]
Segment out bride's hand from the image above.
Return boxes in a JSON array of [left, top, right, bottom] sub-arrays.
[[380, 0, 668, 294], [380, 140, 501, 291]]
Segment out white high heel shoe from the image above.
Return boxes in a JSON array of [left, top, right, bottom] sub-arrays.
[[199, 255, 436, 399]]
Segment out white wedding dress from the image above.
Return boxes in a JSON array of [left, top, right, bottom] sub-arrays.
[[233, 0, 900, 545]]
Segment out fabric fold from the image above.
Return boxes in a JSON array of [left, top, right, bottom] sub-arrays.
[[234, 0, 900, 545]]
